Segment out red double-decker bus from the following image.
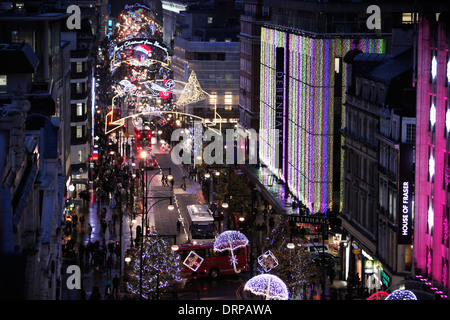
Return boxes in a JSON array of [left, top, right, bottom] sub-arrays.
[[172, 242, 248, 279], [134, 124, 152, 154]]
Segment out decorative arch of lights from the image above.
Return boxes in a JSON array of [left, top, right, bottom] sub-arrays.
[[116, 7, 164, 44], [120, 3, 163, 30], [106, 71, 223, 135], [110, 38, 170, 72], [105, 110, 218, 136]]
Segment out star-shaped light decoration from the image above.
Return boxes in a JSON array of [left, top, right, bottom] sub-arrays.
[[175, 71, 206, 107]]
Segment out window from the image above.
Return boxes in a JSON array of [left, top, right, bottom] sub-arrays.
[[207, 17, 213, 24], [76, 62, 83, 73], [224, 92, 232, 106], [76, 82, 83, 94], [76, 103, 84, 116], [402, 13, 417, 24], [406, 124, 416, 144], [78, 150, 83, 162], [210, 92, 217, 106], [76, 126, 83, 138], [335, 57, 341, 74], [0, 75, 6, 93]]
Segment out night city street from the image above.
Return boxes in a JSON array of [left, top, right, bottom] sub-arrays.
[[1, 0, 450, 312]]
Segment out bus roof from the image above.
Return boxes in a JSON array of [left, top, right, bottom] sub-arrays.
[[174, 242, 215, 251], [134, 124, 151, 131], [186, 204, 214, 222]]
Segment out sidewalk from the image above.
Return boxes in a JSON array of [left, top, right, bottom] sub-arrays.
[[63, 191, 133, 300]]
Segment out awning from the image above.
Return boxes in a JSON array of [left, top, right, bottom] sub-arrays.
[[240, 164, 298, 216]]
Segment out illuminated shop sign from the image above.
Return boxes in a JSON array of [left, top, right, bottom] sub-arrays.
[[398, 144, 414, 244], [275, 46, 285, 170]]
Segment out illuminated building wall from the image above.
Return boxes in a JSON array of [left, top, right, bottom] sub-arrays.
[[259, 25, 385, 214], [414, 14, 450, 290]]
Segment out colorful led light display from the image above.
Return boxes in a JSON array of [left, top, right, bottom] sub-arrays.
[[259, 26, 385, 214]]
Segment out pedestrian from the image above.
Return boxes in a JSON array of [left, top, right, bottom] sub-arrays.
[[177, 219, 181, 233], [87, 223, 93, 240], [105, 283, 113, 300], [107, 220, 113, 235], [161, 174, 167, 187], [112, 275, 120, 298], [114, 242, 120, 260], [112, 212, 118, 230], [101, 207, 107, 220], [180, 176, 186, 190], [78, 242, 85, 265], [106, 255, 113, 276], [101, 219, 107, 235], [89, 283, 101, 300], [79, 213, 85, 227], [328, 267, 335, 285], [72, 213, 78, 228]]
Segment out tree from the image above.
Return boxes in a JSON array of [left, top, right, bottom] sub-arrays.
[[259, 215, 319, 298], [125, 234, 182, 299]]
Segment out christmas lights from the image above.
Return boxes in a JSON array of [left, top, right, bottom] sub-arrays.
[[257, 250, 279, 272], [183, 251, 204, 272], [125, 236, 182, 299], [385, 289, 417, 300], [367, 291, 389, 300], [214, 230, 249, 273], [175, 71, 206, 106], [243, 274, 289, 300], [259, 26, 385, 213]]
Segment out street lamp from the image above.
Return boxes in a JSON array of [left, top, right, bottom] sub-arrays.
[[139, 195, 174, 300]]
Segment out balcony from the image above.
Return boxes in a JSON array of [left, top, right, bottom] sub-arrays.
[[70, 69, 90, 81], [70, 48, 90, 60]]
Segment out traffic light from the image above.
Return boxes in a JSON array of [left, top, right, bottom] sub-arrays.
[[146, 226, 151, 234]]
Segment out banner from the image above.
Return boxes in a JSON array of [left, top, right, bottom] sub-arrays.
[[398, 144, 414, 244]]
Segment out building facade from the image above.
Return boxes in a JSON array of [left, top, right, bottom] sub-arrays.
[[342, 39, 415, 291], [0, 43, 64, 299], [168, 0, 241, 127], [237, 0, 270, 133], [414, 12, 450, 293], [258, 24, 386, 215]]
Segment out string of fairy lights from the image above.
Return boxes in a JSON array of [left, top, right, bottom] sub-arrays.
[[259, 25, 386, 214]]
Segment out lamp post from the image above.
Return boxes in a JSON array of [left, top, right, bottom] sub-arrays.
[[138, 196, 174, 299], [138, 153, 175, 299]]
